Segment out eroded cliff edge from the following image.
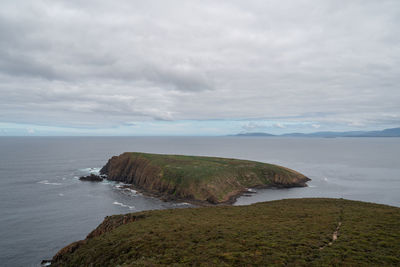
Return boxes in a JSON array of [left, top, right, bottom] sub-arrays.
[[99, 152, 310, 204]]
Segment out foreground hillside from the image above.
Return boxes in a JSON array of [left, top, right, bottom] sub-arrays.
[[52, 198, 400, 266], [99, 152, 310, 204]]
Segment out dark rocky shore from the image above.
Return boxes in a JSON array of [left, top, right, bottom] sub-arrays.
[[79, 173, 104, 182]]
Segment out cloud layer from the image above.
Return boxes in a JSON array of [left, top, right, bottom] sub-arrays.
[[1, 0, 399, 134]]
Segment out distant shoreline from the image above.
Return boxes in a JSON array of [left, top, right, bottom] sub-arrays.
[[231, 127, 400, 138]]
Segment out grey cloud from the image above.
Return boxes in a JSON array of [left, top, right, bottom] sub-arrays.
[[242, 122, 265, 132], [0, 50, 59, 79], [0, 2, 213, 91], [0, 0, 399, 129]]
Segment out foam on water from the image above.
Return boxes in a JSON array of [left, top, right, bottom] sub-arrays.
[[174, 202, 190, 206], [126, 188, 137, 194], [79, 167, 101, 175], [37, 180, 62, 186], [113, 184, 140, 196], [112, 201, 135, 210]]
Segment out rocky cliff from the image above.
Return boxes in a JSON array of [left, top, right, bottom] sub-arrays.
[[51, 213, 141, 264], [100, 152, 310, 204]]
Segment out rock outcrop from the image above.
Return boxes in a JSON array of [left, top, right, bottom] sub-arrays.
[[79, 174, 103, 182]]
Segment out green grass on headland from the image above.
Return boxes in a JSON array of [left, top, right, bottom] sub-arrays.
[[52, 198, 400, 266]]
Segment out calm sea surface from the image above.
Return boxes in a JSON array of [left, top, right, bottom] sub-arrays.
[[0, 137, 399, 266]]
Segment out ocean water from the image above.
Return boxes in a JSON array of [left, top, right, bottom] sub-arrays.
[[0, 137, 399, 266]]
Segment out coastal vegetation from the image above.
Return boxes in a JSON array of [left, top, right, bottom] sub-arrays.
[[99, 152, 310, 204], [51, 198, 400, 266]]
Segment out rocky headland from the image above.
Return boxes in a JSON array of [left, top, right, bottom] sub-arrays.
[[50, 198, 400, 266], [97, 152, 310, 205]]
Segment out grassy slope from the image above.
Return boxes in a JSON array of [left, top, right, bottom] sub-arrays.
[[138, 152, 299, 183], [102, 152, 309, 203], [52, 198, 400, 266]]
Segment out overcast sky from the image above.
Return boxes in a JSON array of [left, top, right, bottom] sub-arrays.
[[1, 0, 399, 135]]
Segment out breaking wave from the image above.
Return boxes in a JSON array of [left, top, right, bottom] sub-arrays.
[[79, 167, 101, 175], [38, 180, 62, 186], [112, 201, 135, 210]]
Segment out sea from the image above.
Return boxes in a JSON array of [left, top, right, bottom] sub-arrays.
[[0, 136, 399, 266]]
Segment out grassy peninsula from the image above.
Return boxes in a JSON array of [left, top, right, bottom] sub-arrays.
[[51, 198, 400, 266], [99, 152, 310, 204]]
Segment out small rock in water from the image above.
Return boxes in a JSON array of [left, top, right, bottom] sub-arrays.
[[79, 174, 103, 182]]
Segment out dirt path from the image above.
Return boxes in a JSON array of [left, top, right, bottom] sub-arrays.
[[320, 221, 342, 250]]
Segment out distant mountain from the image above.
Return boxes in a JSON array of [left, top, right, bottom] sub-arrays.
[[351, 127, 400, 137], [233, 132, 275, 137], [232, 127, 400, 138]]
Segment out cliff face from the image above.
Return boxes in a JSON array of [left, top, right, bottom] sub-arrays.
[[100, 152, 310, 204], [100, 153, 193, 200], [52, 213, 141, 264]]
